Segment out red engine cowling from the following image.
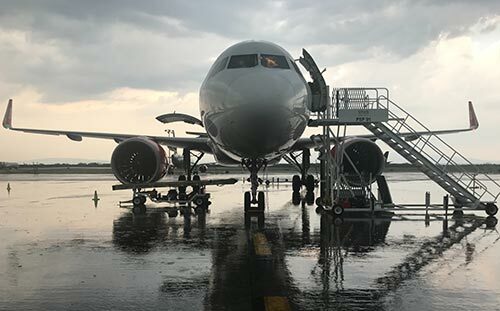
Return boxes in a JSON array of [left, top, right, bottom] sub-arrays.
[[111, 137, 168, 184], [331, 138, 385, 187]]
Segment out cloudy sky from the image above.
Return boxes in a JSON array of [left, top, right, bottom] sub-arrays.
[[1, 0, 500, 163]]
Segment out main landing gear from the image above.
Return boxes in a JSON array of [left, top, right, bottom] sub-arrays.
[[284, 149, 316, 205]]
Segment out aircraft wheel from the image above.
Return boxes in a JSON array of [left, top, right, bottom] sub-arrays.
[[485, 216, 498, 228], [166, 189, 178, 200], [485, 203, 498, 216], [194, 196, 205, 207], [257, 191, 265, 211], [452, 209, 464, 218], [305, 175, 315, 192], [133, 195, 146, 206], [244, 191, 251, 211], [315, 206, 324, 214], [292, 175, 301, 192], [332, 204, 344, 217]]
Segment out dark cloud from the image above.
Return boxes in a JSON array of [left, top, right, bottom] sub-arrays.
[[0, 0, 499, 102]]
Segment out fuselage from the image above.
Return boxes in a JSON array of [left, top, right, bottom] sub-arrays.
[[200, 40, 311, 163]]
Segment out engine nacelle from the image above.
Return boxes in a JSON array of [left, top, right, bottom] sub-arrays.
[[111, 137, 168, 184], [331, 138, 385, 187]]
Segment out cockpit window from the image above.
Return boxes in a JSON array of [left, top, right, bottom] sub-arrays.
[[260, 54, 290, 69], [228, 54, 258, 68], [208, 56, 228, 78]]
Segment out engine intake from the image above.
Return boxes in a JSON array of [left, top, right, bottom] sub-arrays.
[[332, 138, 385, 187], [111, 137, 167, 184]]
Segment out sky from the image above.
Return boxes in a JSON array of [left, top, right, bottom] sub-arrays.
[[1, 0, 500, 163]]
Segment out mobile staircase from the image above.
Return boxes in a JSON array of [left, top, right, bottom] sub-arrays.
[[298, 49, 499, 216], [329, 87, 500, 215]]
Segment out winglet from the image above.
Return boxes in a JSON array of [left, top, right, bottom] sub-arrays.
[[468, 101, 479, 130], [3, 99, 13, 129]]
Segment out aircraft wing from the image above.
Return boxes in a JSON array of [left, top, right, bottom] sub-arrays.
[[291, 102, 479, 150], [2, 100, 212, 153]]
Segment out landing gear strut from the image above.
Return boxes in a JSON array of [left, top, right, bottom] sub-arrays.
[[243, 158, 266, 211], [284, 149, 316, 205]]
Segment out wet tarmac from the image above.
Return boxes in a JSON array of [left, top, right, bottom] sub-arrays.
[[0, 173, 499, 310]]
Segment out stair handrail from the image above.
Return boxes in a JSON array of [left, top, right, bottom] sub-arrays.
[[378, 95, 500, 202]]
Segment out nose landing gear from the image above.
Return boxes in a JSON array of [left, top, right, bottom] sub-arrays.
[[243, 159, 266, 212]]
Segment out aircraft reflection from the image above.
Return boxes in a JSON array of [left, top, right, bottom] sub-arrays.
[[309, 212, 498, 309], [112, 208, 208, 254], [111, 203, 498, 310]]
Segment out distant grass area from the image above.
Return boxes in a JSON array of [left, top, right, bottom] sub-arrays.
[[1, 163, 500, 174]]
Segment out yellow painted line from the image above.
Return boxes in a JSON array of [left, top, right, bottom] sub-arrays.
[[264, 296, 291, 311], [253, 232, 272, 256]]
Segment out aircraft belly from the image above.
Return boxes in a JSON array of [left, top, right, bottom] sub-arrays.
[[206, 107, 308, 161]]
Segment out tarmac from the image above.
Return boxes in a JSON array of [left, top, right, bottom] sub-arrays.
[[0, 173, 499, 310]]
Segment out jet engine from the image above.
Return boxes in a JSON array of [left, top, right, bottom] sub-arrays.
[[331, 138, 385, 187], [111, 137, 168, 184]]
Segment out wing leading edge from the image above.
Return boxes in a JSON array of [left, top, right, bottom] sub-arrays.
[[2, 100, 212, 153], [292, 102, 480, 150]]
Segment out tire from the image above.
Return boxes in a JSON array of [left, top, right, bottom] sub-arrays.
[[194, 196, 205, 206], [485, 216, 498, 228], [292, 175, 301, 192], [244, 191, 251, 212], [167, 189, 178, 200], [485, 203, 498, 216], [305, 175, 315, 192], [332, 204, 344, 216], [132, 196, 144, 206], [258, 191, 265, 211]]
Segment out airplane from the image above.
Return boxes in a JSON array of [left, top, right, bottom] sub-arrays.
[[2, 40, 479, 212]]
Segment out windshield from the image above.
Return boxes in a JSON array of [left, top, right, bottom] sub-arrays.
[[228, 54, 258, 69], [260, 54, 290, 69]]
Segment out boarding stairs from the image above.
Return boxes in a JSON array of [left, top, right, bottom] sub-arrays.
[[332, 88, 500, 209], [310, 128, 374, 206]]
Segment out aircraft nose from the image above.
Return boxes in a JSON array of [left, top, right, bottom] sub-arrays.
[[225, 71, 295, 108]]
